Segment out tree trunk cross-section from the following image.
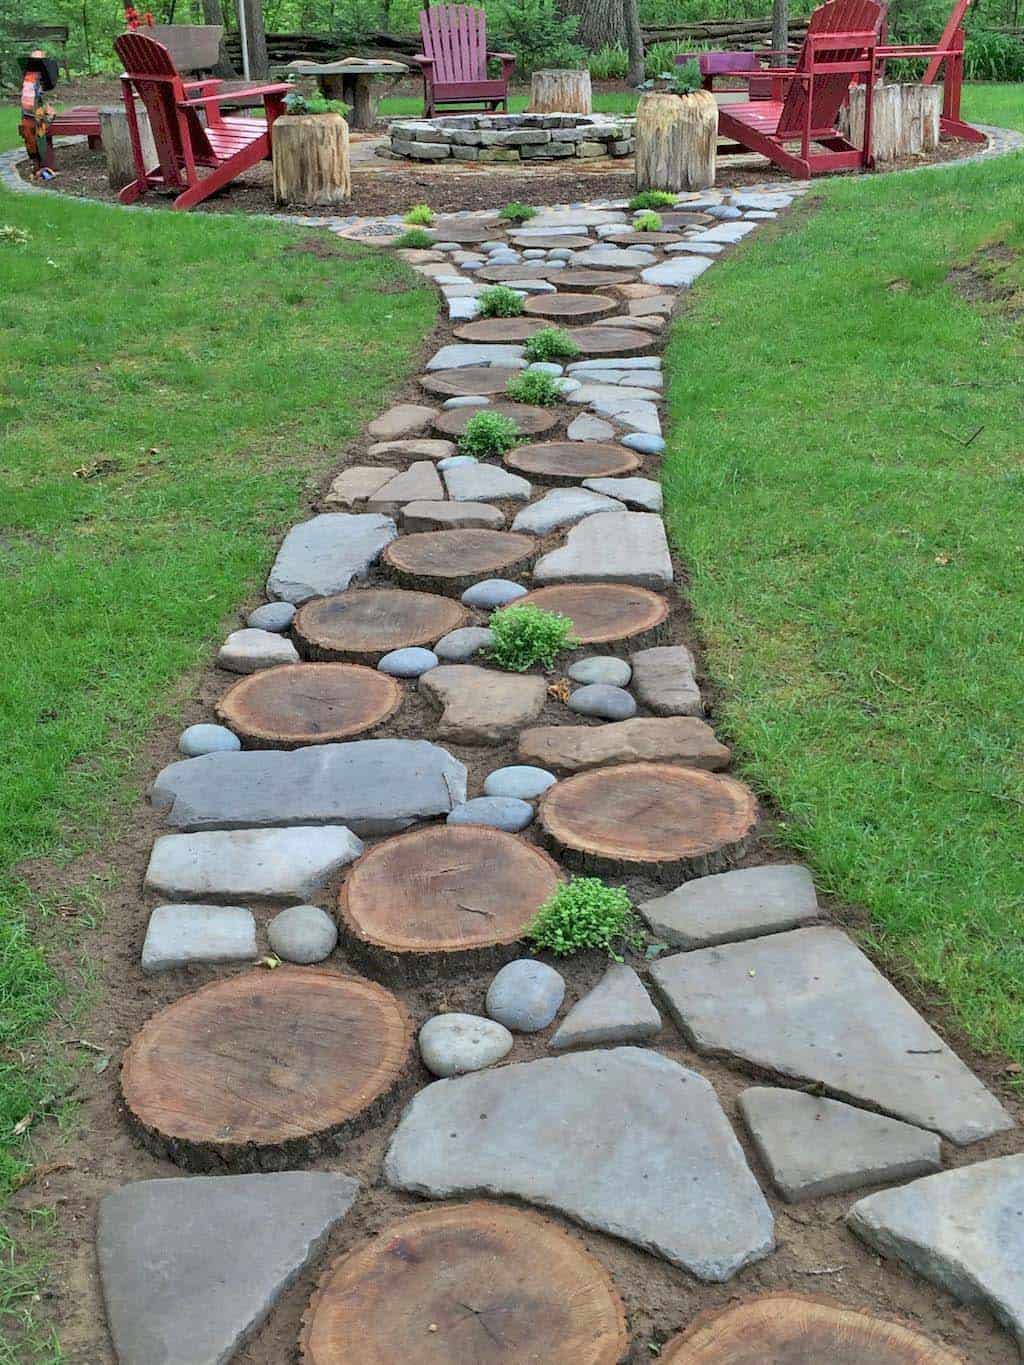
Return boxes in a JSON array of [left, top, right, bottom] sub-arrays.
[[661, 1293, 964, 1362], [529, 68, 593, 115], [420, 366, 524, 398], [556, 268, 640, 291], [505, 441, 641, 484], [301, 1202, 628, 1364], [293, 588, 468, 663], [382, 530, 536, 595], [433, 402, 560, 440], [539, 762, 758, 880], [517, 584, 670, 647], [272, 113, 351, 207], [215, 661, 403, 748], [522, 292, 619, 321], [454, 319, 655, 357], [121, 969, 413, 1172], [337, 825, 564, 981]]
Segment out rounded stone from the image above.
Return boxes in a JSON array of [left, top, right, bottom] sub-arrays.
[[487, 251, 520, 266], [377, 646, 440, 678], [434, 625, 495, 661], [418, 1012, 514, 1077], [483, 765, 557, 800], [527, 362, 564, 377], [481, 240, 507, 252], [437, 455, 478, 471], [567, 656, 633, 687], [556, 378, 582, 396], [266, 904, 338, 964], [178, 723, 242, 757], [522, 248, 546, 260], [461, 579, 528, 610], [707, 204, 743, 220], [548, 248, 574, 261], [621, 432, 666, 455], [446, 796, 534, 832], [486, 959, 566, 1033], [442, 395, 491, 410], [246, 601, 296, 633], [568, 683, 637, 720]]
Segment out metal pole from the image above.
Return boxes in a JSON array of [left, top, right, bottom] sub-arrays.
[[238, 0, 250, 79]]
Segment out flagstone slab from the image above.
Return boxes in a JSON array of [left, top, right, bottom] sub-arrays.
[[640, 864, 820, 949], [366, 461, 444, 513], [533, 512, 673, 589], [384, 1047, 774, 1280], [144, 826, 364, 903], [97, 1172, 360, 1365], [629, 644, 702, 715], [267, 513, 397, 605], [400, 500, 505, 531], [512, 487, 623, 534], [519, 716, 729, 773], [651, 927, 1014, 1144], [324, 466, 396, 509], [367, 438, 457, 461], [426, 343, 527, 371], [693, 221, 759, 245], [420, 665, 546, 744], [847, 1155, 1024, 1349], [582, 476, 663, 512], [568, 413, 616, 441], [550, 965, 661, 1050], [640, 257, 713, 288], [367, 404, 438, 440], [443, 462, 533, 503], [150, 740, 467, 835], [141, 904, 258, 973], [739, 1087, 942, 1202]]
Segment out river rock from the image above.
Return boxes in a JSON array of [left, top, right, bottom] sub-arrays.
[[461, 579, 528, 609], [486, 959, 565, 1032], [567, 657, 632, 687], [178, 724, 241, 757], [483, 765, 556, 800], [246, 602, 297, 632], [377, 646, 439, 678], [434, 626, 494, 661], [216, 629, 299, 674], [446, 796, 534, 832], [266, 904, 338, 964], [418, 1013, 514, 1077], [567, 683, 637, 720]]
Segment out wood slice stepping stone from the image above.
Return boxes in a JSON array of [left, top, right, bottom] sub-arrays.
[[454, 317, 552, 343], [538, 762, 758, 880], [382, 529, 535, 595], [433, 224, 500, 244], [567, 325, 657, 356], [517, 583, 669, 646], [555, 268, 638, 291], [660, 1294, 963, 1363], [522, 292, 619, 321], [420, 366, 522, 398], [293, 589, 467, 663], [508, 233, 593, 249], [120, 968, 413, 1171], [215, 663, 402, 748], [337, 825, 563, 980], [505, 441, 641, 484], [301, 1201, 628, 1365], [433, 401, 559, 439], [606, 230, 684, 246], [475, 262, 564, 283]]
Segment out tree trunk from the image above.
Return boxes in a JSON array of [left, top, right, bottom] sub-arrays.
[[771, 0, 789, 60], [529, 68, 592, 113], [903, 83, 941, 152], [844, 83, 942, 162], [201, 0, 236, 77], [557, 0, 625, 51], [624, 0, 645, 85], [272, 113, 351, 206], [240, 0, 269, 79], [99, 104, 157, 191], [635, 89, 717, 193]]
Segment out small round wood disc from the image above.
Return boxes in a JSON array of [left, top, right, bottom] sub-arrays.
[[338, 824, 564, 978], [215, 663, 402, 748], [453, 317, 551, 343], [556, 268, 638, 291], [382, 529, 535, 594], [420, 366, 522, 398], [661, 1294, 964, 1363], [606, 230, 683, 245], [505, 441, 641, 484], [433, 223, 502, 244], [301, 1202, 628, 1365], [433, 401, 559, 438], [522, 292, 619, 321], [567, 325, 657, 356], [121, 969, 413, 1171], [293, 588, 467, 662], [474, 262, 563, 283], [508, 233, 593, 249], [517, 584, 669, 645], [539, 762, 758, 879]]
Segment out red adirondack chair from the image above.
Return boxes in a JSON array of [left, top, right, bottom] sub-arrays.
[[717, 0, 885, 178], [114, 32, 289, 210], [414, 4, 515, 119]]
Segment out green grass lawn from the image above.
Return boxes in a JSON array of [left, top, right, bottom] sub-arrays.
[[663, 83, 1024, 1065]]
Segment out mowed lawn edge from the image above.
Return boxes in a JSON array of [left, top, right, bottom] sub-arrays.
[[663, 86, 1024, 1066]]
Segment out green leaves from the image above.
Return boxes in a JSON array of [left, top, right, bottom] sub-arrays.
[[393, 227, 435, 249], [457, 410, 520, 459], [523, 326, 580, 363], [499, 201, 538, 224], [487, 603, 578, 671], [506, 370, 562, 406], [404, 203, 435, 226], [527, 877, 642, 958], [477, 285, 526, 319]]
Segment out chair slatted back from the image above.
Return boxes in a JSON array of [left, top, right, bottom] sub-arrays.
[[115, 32, 213, 172], [777, 0, 884, 136], [419, 4, 488, 84]]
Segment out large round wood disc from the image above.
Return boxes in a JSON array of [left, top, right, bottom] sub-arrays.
[[433, 223, 502, 244], [555, 268, 638, 291], [420, 366, 522, 398], [661, 1294, 964, 1363], [301, 1202, 628, 1365], [517, 584, 669, 646], [539, 762, 758, 880], [338, 825, 564, 979], [567, 325, 657, 356], [215, 663, 402, 748], [505, 441, 641, 484], [522, 292, 619, 321], [382, 529, 535, 594], [453, 317, 551, 343], [433, 401, 559, 438], [474, 263, 564, 283], [606, 230, 684, 245], [121, 969, 413, 1171], [508, 233, 593, 249], [293, 588, 468, 663]]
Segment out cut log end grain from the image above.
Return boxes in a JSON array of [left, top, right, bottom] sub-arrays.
[[521, 292, 619, 321], [121, 969, 413, 1172], [433, 401, 559, 439], [517, 583, 670, 647], [301, 1201, 628, 1365], [381, 529, 536, 595], [293, 588, 468, 662], [215, 662, 402, 748], [419, 366, 523, 398], [505, 441, 641, 485]]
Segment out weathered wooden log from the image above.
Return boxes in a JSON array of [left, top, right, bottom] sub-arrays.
[[635, 89, 717, 194], [272, 112, 350, 206], [844, 83, 943, 163], [902, 82, 942, 153], [529, 68, 593, 114], [99, 105, 157, 191]]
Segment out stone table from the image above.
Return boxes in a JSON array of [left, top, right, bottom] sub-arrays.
[[287, 59, 408, 130]]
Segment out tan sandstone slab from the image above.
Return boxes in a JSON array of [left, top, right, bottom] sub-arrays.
[[421, 665, 547, 745], [367, 405, 439, 441], [518, 717, 730, 774], [367, 439, 457, 462], [366, 462, 444, 513], [400, 501, 505, 532], [630, 645, 703, 716], [324, 467, 396, 509]]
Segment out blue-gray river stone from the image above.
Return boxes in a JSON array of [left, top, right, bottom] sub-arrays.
[[447, 796, 534, 832], [568, 684, 637, 720], [378, 647, 439, 678], [461, 579, 528, 609], [179, 724, 242, 757], [486, 959, 565, 1032], [483, 765, 556, 800], [246, 601, 296, 633]]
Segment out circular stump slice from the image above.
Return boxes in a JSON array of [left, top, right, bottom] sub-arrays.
[[121, 969, 413, 1171], [522, 292, 619, 321], [301, 1202, 627, 1365], [453, 317, 551, 344], [433, 401, 559, 440], [382, 529, 535, 595], [508, 233, 593, 250], [293, 588, 468, 663], [661, 1294, 964, 1363], [567, 325, 658, 357], [338, 824, 564, 979], [556, 268, 638, 291], [475, 263, 564, 284], [517, 584, 669, 647], [433, 223, 502, 245], [505, 441, 641, 485], [420, 366, 522, 398], [216, 662, 402, 748], [539, 762, 758, 880], [607, 230, 684, 246]]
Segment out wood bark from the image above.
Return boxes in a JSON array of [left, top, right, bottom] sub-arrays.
[[99, 104, 157, 191], [635, 90, 717, 193], [201, 0, 236, 76], [505, 441, 642, 484], [272, 113, 350, 206], [624, 0, 645, 85], [321, 72, 377, 129], [240, 0, 269, 79], [382, 530, 536, 595], [772, 0, 790, 61], [557, 0, 625, 51], [293, 588, 467, 663], [844, 83, 943, 163], [528, 68, 593, 114], [516, 584, 670, 648]]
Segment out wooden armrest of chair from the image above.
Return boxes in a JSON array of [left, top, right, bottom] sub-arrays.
[[411, 53, 434, 68], [182, 77, 222, 92], [180, 82, 290, 108], [488, 50, 515, 60]]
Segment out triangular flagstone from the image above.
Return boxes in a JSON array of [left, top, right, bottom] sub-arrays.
[[97, 1172, 359, 1365], [550, 965, 661, 1050]]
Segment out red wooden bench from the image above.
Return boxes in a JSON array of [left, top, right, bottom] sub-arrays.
[[50, 106, 102, 147], [413, 4, 515, 119]]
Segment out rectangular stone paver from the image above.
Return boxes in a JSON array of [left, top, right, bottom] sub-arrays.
[[144, 826, 365, 903], [629, 644, 702, 716], [141, 904, 258, 973]]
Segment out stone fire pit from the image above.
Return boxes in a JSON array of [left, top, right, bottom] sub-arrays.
[[387, 113, 636, 163]]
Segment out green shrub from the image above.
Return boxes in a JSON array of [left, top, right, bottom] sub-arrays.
[[393, 227, 435, 249], [634, 211, 663, 232], [629, 190, 677, 211], [506, 370, 563, 406], [488, 603, 579, 671], [404, 203, 435, 226], [523, 326, 580, 363], [494, 0, 585, 74], [458, 410, 520, 459], [478, 285, 525, 318], [588, 44, 629, 80], [283, 89, 350, 118], [964, 29, 1024, 82], [645, 40, 698, 79], [499, 201, 539, 224], [669, 57, 703, 95], [527, 877, 642, 958]]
